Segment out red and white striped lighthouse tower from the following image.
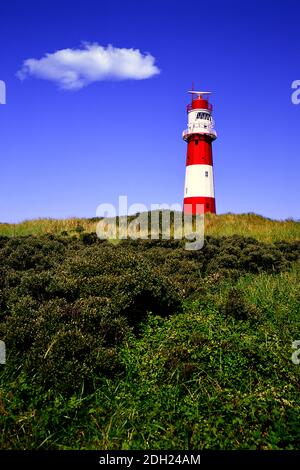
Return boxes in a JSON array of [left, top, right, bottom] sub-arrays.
[[183, 90, 217, 214]]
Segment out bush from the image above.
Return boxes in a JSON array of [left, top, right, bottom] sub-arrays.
[[222, 287, 262, 322], [74, 225, 84, 233], [80, 232, 98, 245], [0, 232, 299, 449]]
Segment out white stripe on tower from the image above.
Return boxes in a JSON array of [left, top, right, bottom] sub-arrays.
[[184, 164, 214, 198]]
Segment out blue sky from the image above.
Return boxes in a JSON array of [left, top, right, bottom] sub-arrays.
[[0, 0, 299, 222]]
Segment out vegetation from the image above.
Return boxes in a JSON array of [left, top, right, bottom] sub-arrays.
[[0, 213, 299, 449], [0, 212, 299, 243]]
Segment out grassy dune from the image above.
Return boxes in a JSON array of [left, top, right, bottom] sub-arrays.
[[0, 234, 299, 449], [0, 213, 299, 449], [0, 212, 299, 243]]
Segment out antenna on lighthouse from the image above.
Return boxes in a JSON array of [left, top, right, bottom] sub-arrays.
[[187, 91, 211, 95]]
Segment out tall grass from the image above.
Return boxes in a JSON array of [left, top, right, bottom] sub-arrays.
[[205, 213, 299, 242], [0, 217, 94, 237], [0, 212, 299, 243]]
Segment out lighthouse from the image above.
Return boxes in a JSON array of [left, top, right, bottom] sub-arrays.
[[183, 91, 217, 214]]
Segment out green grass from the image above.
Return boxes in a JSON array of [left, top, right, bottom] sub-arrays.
[[204, 213, 299, 243], [0, 228, 299, 449], [1, 251, 300, 449], [0, 212, 299, 243], [70, 268, 300, 450], [0, 217, 93, 237]]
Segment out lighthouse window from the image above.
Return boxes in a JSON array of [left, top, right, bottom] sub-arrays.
[[196, 112, 211, 121], [205, 171, 209, 177]]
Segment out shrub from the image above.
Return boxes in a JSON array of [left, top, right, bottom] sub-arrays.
[[0, 232, 299, 449], [239, 244, 287, 273], [80, 232, 98, 245], [0, 234, 297, 396], [74, 225, 84, 233], [1, 297, 125, 393], [222, 287, 262, 322]]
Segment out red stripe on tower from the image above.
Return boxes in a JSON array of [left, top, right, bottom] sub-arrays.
[[183, 89, 217, 214]]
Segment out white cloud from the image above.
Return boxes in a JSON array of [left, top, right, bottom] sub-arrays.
[[17, 43, 160, 90]]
